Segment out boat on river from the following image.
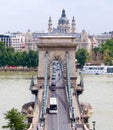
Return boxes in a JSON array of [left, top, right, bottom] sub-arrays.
[[79, 63, 113, 75]]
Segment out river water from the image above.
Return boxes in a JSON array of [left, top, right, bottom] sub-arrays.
[[0, 72, 37, 130], [0, 72, 113, 130], [79, 74, 113, 130]]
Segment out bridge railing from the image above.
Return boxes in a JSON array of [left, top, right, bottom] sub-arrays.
[[39, 52, 49, 127], [79, 73, 84, 89], [65, 52, 75, 126], [76, 73, 84, 113]]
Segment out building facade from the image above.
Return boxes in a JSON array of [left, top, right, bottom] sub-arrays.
[[0, 34, 11, 47], [2, 9, 112, 54], [25, 9, 92, 55], [10, 32, 25, 51]]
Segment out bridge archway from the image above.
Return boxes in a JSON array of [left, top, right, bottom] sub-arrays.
[[37, 36, 78, 88]]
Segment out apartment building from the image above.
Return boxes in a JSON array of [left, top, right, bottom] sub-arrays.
[[8, 32, 25, 51], [0, 34, 11, 47]]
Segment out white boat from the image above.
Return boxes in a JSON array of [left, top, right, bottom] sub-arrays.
[[79, 64, 113, 74]]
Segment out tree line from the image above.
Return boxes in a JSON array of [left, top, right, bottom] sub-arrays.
[[76, 39, 113, 66], [93, 39, 113, 65], [1, 39, 113, 69], [0, 42, 38, 68]]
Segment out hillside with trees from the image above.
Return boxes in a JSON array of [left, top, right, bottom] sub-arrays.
[[92, 39, 113, 65]]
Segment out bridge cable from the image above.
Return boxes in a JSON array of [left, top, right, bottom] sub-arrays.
[[65, 52, 75, 126], [39, 52, 49, 126]]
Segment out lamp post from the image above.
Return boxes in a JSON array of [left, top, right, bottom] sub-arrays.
[[92, 121, 96, 130]]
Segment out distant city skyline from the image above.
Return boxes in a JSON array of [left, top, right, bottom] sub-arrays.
[[0, 0, 113, 34]]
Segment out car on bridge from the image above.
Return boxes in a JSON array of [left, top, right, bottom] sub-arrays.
[[50, 82, 56, 91]]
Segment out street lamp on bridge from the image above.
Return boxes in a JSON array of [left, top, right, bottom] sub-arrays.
[[92, 121, 96, 130]]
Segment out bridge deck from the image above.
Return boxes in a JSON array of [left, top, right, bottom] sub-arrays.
[[31, 62, 85, 130], [46, 68, 72, 130]]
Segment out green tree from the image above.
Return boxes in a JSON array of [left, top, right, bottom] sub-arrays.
[[13, 52, 22, 66], [27, 50, 38, 68], [0, 43, 15, 67], [93, 47, 100, 60], [0, 42, 6, 67], [2, 108, 28, 130], [100, 39, 113, 54], [6, 47, 15, 53], [100, 39, 113, 65], [20, 51, 28, 68], [0, 41, 5, 52], [0, 41, 38, 68], [0, 50, 8, 67], [76, 48, 89, 67], [103, 49, 113, 65], [6, 47, 15, 65], [6, 52, 15, 66]]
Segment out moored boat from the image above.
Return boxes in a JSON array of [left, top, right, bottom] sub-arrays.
[[79, 63, 113, 74]]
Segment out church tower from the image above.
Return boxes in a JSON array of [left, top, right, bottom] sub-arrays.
[[71, 16, 76, 33], [81, 29, 88, 42], [57, 9, 70, 33], [48, 17, 52, 33]]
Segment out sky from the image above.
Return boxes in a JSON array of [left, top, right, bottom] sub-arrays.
[[0, 0, 113, 34]]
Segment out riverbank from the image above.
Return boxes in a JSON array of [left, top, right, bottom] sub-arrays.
[[0, 71, 37, 79], [0, 68, 37, 72]]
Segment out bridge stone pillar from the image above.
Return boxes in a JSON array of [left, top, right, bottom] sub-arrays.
[[37, 36, 78, 88]]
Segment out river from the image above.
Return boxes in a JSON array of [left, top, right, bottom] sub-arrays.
[[0, 72, 113, 130], [0, 72, 37, 130], [79, 74, 113, 130]]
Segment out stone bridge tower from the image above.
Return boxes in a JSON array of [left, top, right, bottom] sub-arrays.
[[37, 36, 78, 88]]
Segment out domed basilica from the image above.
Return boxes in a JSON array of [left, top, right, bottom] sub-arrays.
[[48, 9, 76, 34]]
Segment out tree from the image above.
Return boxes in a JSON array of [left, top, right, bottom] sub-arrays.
[[0, 41, 39, 68], [100, 39, 113, 65], [27, 50, 38, 68], [76, 48, 89, 67], [2, 108, 28, 130], [100, 39, 113, 54], [20, 51, 28, 68], [0, 42, 6, 67], [93, 47, 100, 60], [0, 41, 5, 52], [103, 49, 113, 65], [13, 52, 22, 66]]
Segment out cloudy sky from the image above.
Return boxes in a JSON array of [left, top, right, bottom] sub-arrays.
[[0, 0, 113, 34]]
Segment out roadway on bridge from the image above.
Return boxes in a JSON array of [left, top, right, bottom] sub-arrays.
[[47, 67, 72, 130], [34, 61, 84, 130], [47, 89, 72, 130]]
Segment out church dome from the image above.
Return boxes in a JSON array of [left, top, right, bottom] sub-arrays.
[[58, 9, 69, 25]]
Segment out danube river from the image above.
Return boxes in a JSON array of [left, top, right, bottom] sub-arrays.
[[79, 74, 113, 130], [0, 72, 113, 130], [0, 72, 37, 130]]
